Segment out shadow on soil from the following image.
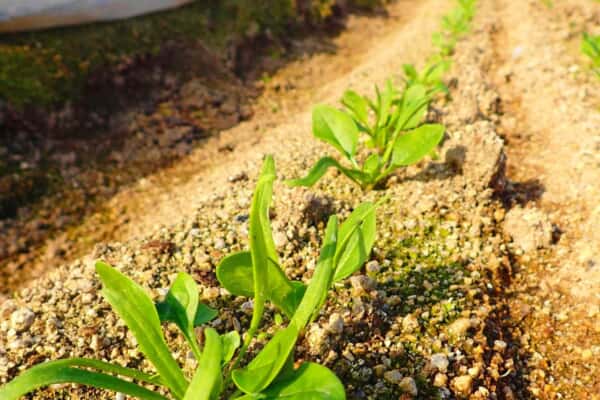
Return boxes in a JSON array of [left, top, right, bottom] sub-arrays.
[[0, 8, 390, 292]]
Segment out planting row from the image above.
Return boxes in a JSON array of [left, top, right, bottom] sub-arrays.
[[0, 1, 479, 399]]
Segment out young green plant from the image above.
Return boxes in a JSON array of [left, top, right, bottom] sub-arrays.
[[287, 79, 444, 190], [581, 32, 600, 78], [403, 59, 452, 94], [0, 156, 375, 400], [0, 261, 231, 400], [431, 0, 477, 56]]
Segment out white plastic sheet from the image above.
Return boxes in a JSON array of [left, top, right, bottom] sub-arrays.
[[0, 0, 194, 33]]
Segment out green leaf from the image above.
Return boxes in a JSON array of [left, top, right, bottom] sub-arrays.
[[403, 64, 418, 82], [341, 90, 369, 124], [391, 124, 445, 167], [252, 362, 346, 400], [221, 331, 241, 365], [286, 156, 366, 187], [396, 84, 429, 131], [312, 105, 358, 159], [300, 215, 339, 322], [155, 272, 215, 360], [183, 328, 223, 400], [376, 79, 396, 129], [194, 303, 219, 327], [243, 155, 278, 354], [216, 251, 306, 318], [216, 251, 254, 297], [0, 359, 168, 400], [232, 323, 300, 395], [582, 33, 600, 67], [233, 218, 338, 395], [362, 154, 380, 179], [423, 60, 451, 85], [332, 203, 377, 283], [95, 261, 188, 399]]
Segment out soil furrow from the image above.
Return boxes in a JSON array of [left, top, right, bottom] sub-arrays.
[[485, 0, 600, 397]]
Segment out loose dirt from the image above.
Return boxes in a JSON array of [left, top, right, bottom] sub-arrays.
[[0, 0, 429, 296], [486, 0, 600, 397], [1, 0, 599, 399]]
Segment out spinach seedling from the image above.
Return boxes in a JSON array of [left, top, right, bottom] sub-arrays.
[[218, 156, 375, 398], [403, 59, 452, 94], [432, 0, 476, 57], [218, 156, 377, 316], [442, 8, 471, 37], [0, 262, 233, 400], [432, 31, 457, 56], [582, 33, 600, 78], [1, 156, 357, 400], [286, 80, 444, 190]]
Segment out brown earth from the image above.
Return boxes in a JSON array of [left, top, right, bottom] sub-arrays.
[[1, 0, 600, 399]]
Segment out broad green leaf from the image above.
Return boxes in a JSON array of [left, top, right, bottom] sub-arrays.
[[184, 328, 223, 400], [216, 251, 306, 318], [332, 203, 376, 282], [396, 84, 429, 131], [402, 64, 418, 82], [312, 105, 358, 159], [248, 362, 346, 400], [0, 359, 167, 400], [391, 124, 444, 167], [286, 156, 366, 187], [233, 218, 338, 395], [216, 251, 254, 297], [194, 303, 219, 327], [362, 154, 380, 179], [155, 272, 213, 359], [95, 262, 188, 398], [221, 331, 241, 365], [341, 90, 369, 124], [232, 324, 300, 395]]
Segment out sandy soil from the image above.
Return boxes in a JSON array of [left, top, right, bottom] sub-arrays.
[[1, 0, 599, 399], [0, 0, 443, 298], [486, 0, 600, 397]]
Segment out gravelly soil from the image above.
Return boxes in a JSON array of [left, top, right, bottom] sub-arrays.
[[486, 0, 600, 398], [1, 0, 599, 399], [0, 0, 430, 299]]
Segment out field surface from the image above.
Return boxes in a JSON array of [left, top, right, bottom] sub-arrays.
[[0, 0, 599, 399]]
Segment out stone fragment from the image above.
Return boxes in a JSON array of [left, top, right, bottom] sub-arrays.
[[503, 206, 553, 252], [384, 369, 402, 384], [452, 375, 473, 397], [10, 308, 35, 332], [399, 377, 418, 396], [430, 353, 449, 372], [327, 313, 344, 335]]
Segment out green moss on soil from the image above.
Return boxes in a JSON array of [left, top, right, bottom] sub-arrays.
[[0, 0, 385, 108]]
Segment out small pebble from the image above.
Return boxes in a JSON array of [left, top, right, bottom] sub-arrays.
[[365, 260, 381, 273], [327, 313, 344, 335], [493, 340, 507, 352], [384, 369, 402, 384], [10, 308, 35, 332], [452, 375, 473, 396], [431, 353, 449, 372], [434, 372, 448, 387], [399, 377, 418, 396]]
